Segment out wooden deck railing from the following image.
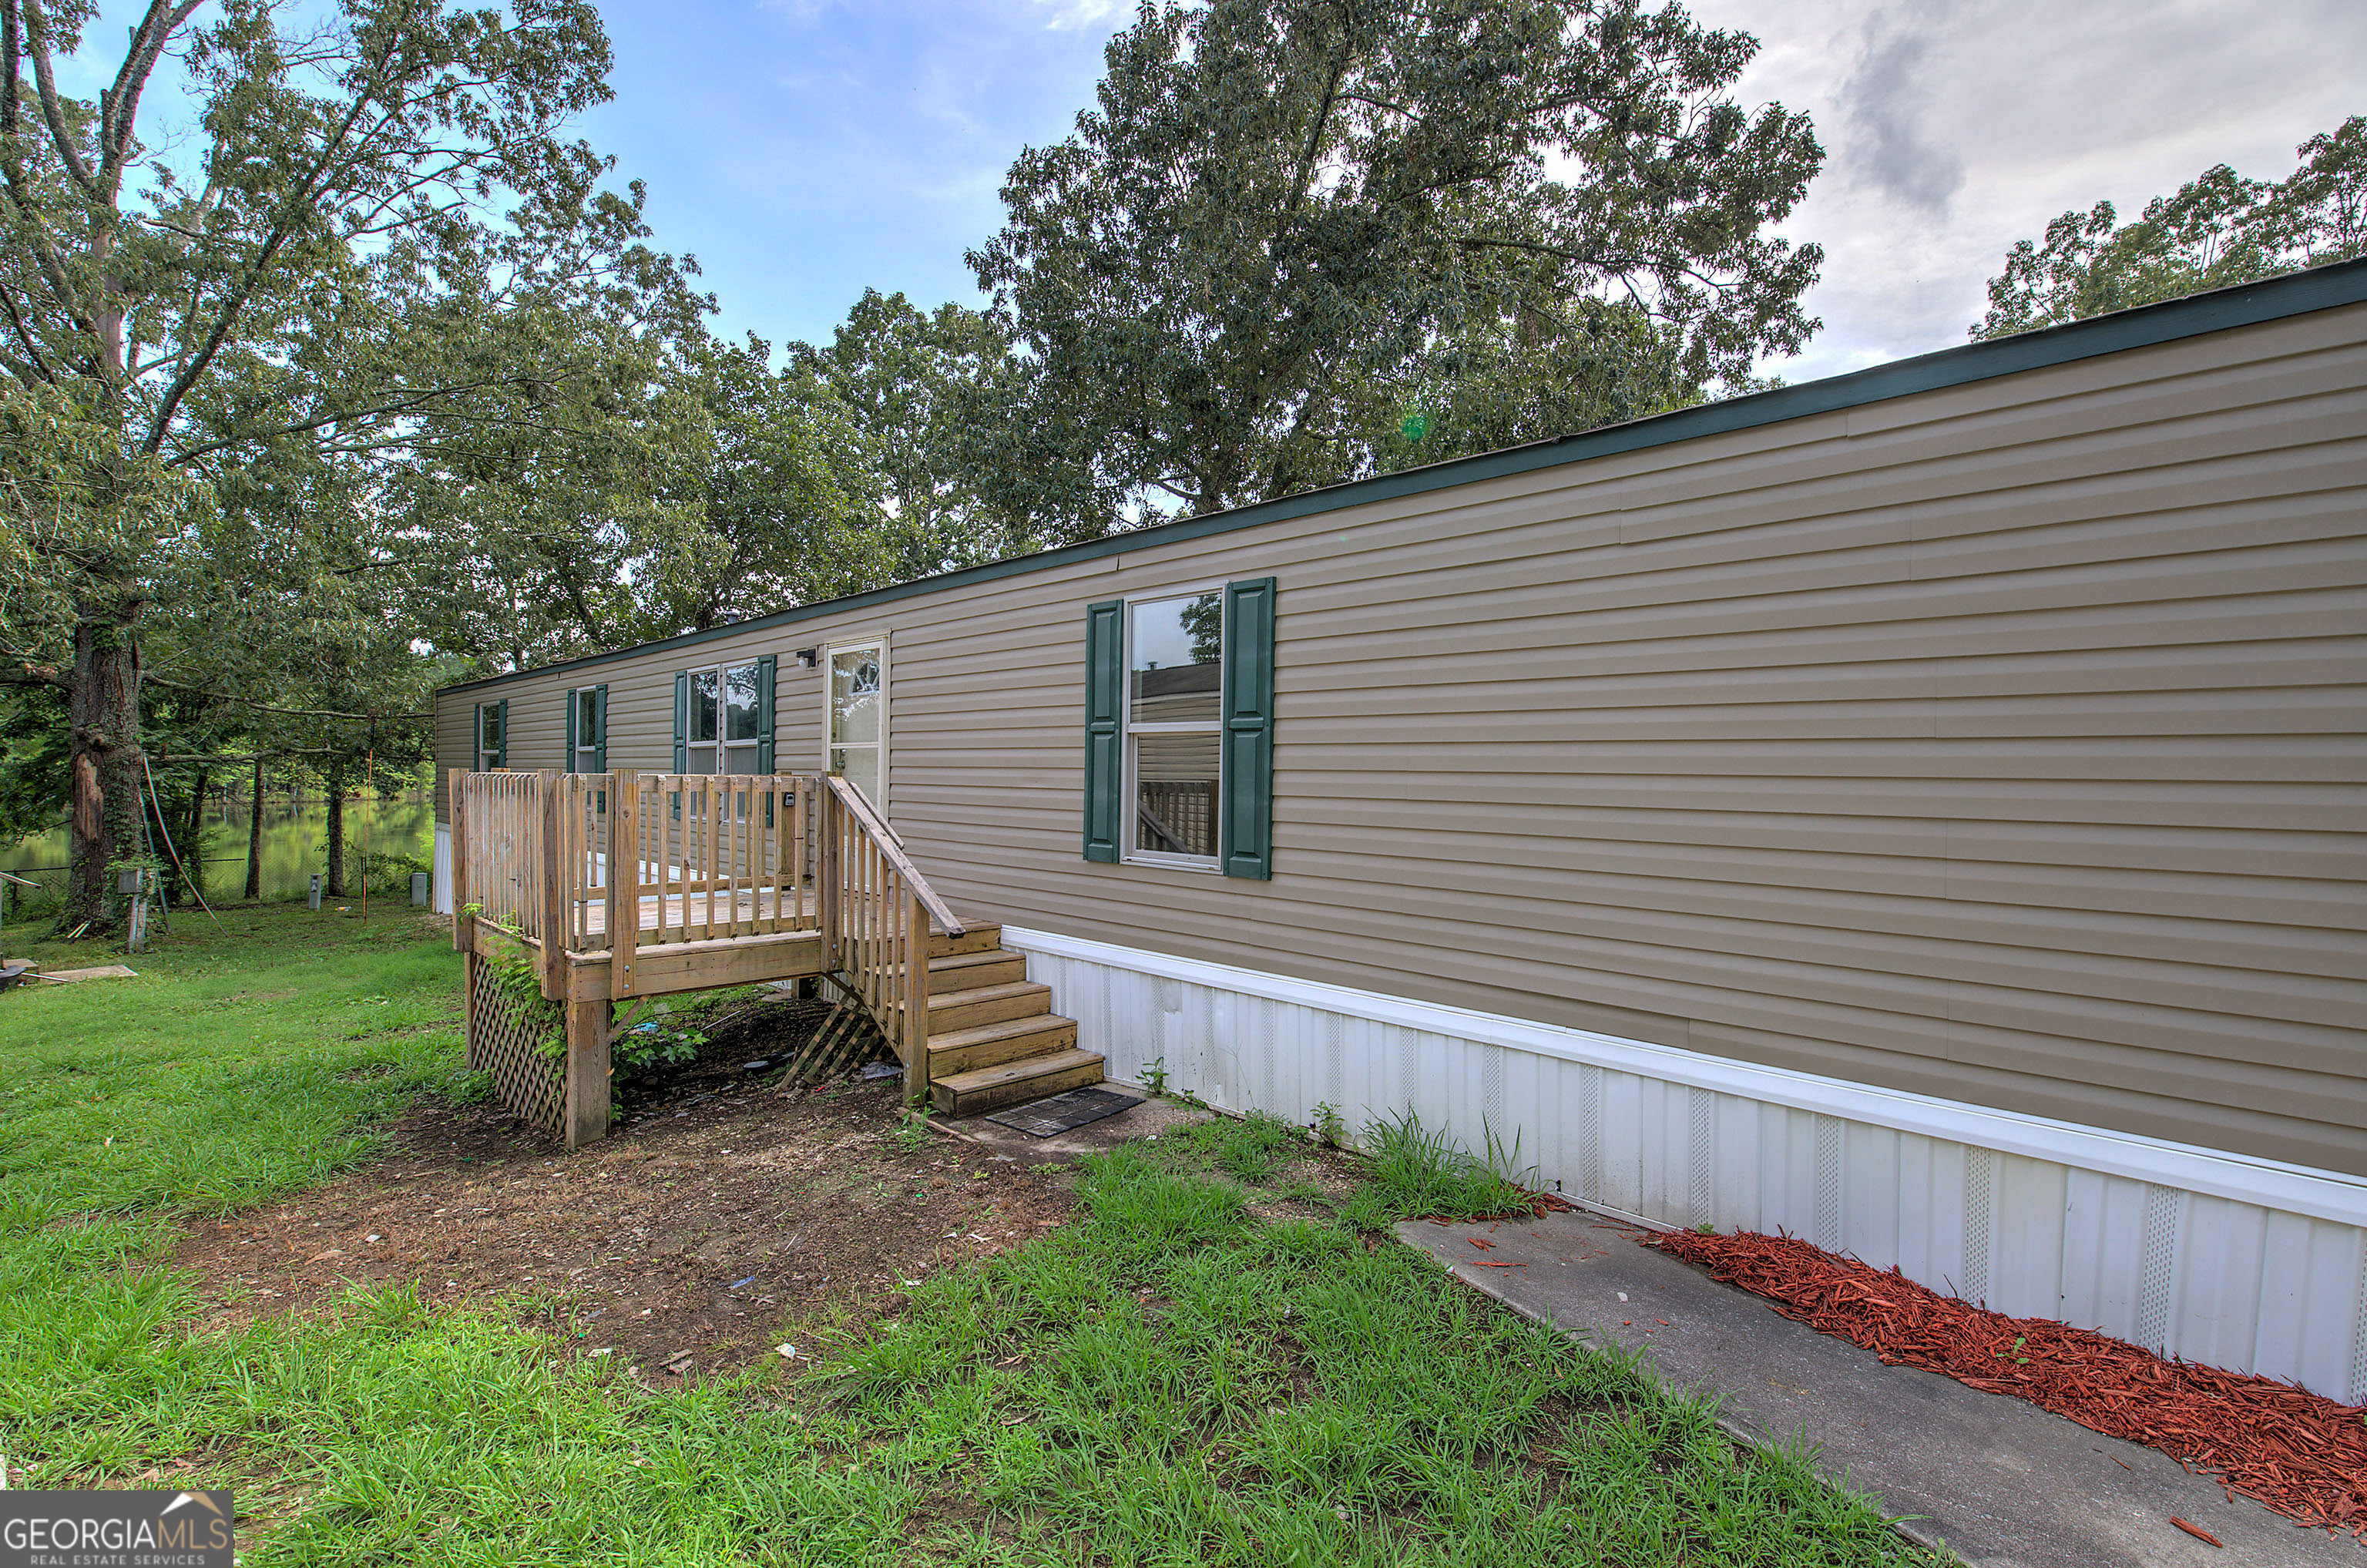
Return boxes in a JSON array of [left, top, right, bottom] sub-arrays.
[[821, 774, 964, 1103], [451, 771, 550, 941], [448, 767, 962, 1137]]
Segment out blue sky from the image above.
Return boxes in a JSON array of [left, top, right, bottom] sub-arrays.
[[580, 0, 1130, 354]]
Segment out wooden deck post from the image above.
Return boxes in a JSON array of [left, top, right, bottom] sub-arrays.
[[462, 950, 483, 1069], [905, 891, 931, 1108], [818, 787, 840, 972], [563, 991, 609, 1150], [448, 767, 472, 952], [609, 771, 637, 999], [539, 774, 567, 999]]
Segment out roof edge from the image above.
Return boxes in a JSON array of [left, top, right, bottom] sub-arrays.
[[438, 255, 2367, 700]]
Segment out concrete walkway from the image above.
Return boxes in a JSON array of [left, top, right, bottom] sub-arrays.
[[1398, 1210, 2359, 1567]]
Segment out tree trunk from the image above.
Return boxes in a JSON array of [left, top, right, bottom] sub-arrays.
[[63, 613, 143, 932], [245, 756, 264, 900], [181, 764, 210, 904], [324, 758, 347, 898]]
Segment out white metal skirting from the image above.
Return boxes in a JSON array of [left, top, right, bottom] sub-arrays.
[[1002, 925, 2367, 1405], [432, 824, 453, 915]]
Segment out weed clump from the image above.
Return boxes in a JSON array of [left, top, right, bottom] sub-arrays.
[[1335, 1110, 1543, 1230]]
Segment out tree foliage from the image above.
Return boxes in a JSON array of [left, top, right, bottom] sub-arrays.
[[0, 0, 682, 923], [630, 333, 884, 640], [969, 0, 1824, 522], [1973, 116, 2367, 340], [790, 289, 1053, 572]]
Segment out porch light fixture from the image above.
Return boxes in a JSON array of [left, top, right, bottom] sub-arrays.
[[794, 647, 818, 667]]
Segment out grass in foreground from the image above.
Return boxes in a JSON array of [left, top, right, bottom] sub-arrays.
[[0, 909, 1940, 1564]]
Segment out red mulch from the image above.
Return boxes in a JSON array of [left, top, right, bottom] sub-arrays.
[[1643, 1227, 2367, 1537]]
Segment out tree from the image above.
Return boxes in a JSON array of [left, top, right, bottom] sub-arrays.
[[0, 0, 665, 929], [391, 314, 903, 673], [629, 333, 889, 639], [791, 290, 1056, 572], [969, 0, 1824, 524], [1973, 116, 2367, 340], [384, 290, 706, 670], [0, 386, 196, 914]]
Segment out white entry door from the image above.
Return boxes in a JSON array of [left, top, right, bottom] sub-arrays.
[[827, 642, 886, 808]]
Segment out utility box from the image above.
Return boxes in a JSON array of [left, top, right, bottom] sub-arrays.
[[411, 871, 429, 907], [119, 866, 149, 953], [308, 874, 323, 911]]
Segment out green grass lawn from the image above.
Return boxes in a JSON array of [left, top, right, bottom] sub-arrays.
[[0, 907, 1942, 1565]]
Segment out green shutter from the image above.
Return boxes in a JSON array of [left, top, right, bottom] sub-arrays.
[[593, 685, 609, 771], [493, 699, 509, 770], [472, 703, 483, 768], [1218, 578, 1275, 879], [1082, 599, 1124, 863], [670, 674, 687, 820], [672, 672, 689, 773], [754, 654, 777, 773], [565, 690, 579, 771]]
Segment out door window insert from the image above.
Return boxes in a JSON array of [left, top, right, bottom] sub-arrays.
[[828, 643, 885, 808]]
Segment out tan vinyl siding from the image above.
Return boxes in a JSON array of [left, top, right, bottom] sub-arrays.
[[433, 700, 472, 820], [436, 301, 2367, 1176]]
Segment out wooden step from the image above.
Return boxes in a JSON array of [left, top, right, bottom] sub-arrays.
[[928, 922, 1002, 959], [925, 1012, 1079, 1077], [928, 948, 1028, 989], [927, 979, 1052, 1033], [931, 1047, 1105, 1118]]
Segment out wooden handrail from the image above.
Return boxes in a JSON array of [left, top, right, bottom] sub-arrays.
[[823, 775, 965, 937]]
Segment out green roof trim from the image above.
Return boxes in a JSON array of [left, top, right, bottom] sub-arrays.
[[439, 256, 2367, 699]]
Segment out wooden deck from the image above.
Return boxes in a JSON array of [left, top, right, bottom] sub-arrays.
[[449, 767, 1099, 1151]]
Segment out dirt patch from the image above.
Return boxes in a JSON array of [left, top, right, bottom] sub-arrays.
[[609, 991, 840, 1116], [173, 1066, 1075, 1382]]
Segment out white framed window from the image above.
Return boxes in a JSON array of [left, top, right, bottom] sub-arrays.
[[475, 700, 505, 771], [1123, 591, 1222, 868], [684, 661, 764, 774], [569, 687, 603, 774], [825, 640, 886, 808]]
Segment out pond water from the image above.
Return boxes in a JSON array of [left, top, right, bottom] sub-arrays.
[[2, 793, 435, 906]]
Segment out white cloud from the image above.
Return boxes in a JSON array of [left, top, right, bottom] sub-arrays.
[[1030, 0, 1126, 30], [1689, 0, 2367, 381]]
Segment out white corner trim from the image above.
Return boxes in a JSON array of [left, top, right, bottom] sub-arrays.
[[432, 823, 454, 915], [1000, 925, 2367, 1228]]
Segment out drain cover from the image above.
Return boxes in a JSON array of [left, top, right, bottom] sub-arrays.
[[984, 1085, 1144, 1137]]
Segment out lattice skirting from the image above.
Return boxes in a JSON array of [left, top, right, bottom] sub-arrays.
[[793, 979, 890, 1084], [464, 952, 566, 1133], [1005, 925, 2367, 1405]]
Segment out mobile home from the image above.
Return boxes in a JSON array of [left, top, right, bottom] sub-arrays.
[[436, 259, 2367, 1401]]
